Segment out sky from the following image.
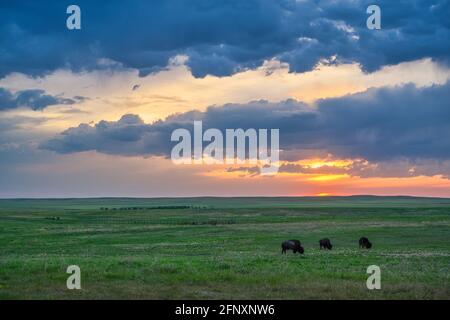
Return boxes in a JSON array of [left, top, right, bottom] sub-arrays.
[[1, 0, 450, 198]]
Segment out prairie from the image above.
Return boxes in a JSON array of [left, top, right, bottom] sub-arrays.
[[0, 196, 449, 299]]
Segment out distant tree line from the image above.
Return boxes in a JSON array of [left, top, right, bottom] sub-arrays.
[[99, 205, 208, 211]]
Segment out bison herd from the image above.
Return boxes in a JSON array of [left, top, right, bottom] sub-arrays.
[[281, 237, 372, 254]]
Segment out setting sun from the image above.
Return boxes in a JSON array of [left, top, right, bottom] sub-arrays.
[[316, 192, 332, 197]]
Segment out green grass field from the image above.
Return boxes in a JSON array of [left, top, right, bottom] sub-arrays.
[[0, 196, 449, 299]]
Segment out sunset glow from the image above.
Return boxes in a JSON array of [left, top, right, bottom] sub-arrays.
[[1, 1, 449, 198]]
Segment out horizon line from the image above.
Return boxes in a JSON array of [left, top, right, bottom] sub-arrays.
[[1, 195, 450, 200]]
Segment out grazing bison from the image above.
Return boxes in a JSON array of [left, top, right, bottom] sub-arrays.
[[359, 237, 372, 249], [281, 240, 304, 254], [319, 238, 333, 250]]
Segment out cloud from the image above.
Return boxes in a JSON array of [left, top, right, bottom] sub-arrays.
[[42, 114, 175, 156], [1, 0, 449, 78], [0, 116, 48, 132], [42, 81, 450, 168], [276, 159, 450, 179], [0, 87, 79, 111]]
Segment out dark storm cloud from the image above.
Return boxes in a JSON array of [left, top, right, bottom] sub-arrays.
[[1, 0, 449, 78], [42, 114, 177, 156], [0, 87, 78, 111], [42, 81, 450, 164]]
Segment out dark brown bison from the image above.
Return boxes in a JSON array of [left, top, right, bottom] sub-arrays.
[[319, 238, 333, 250], [281, 240, 304, 254], [359, 237, 372, 249]]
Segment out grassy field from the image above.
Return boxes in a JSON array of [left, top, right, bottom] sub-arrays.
[[0, 196, 449, 299]]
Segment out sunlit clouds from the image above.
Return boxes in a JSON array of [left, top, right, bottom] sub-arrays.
[[1, 57, 450, 197]]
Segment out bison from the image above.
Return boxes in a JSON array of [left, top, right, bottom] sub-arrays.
[[359, 237, 372, 249], [281, 240, 304, 254], [319, 238, 333, 250]]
